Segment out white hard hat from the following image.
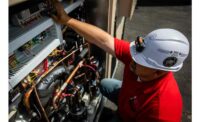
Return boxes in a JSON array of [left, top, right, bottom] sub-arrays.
[[130, 28, 190, 72]]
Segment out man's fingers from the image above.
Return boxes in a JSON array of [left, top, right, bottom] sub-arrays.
[[52, 0, 59, 4], [51, 14, 59, 23], [52, 0, 63, 9], [52, 0, 65, 16]]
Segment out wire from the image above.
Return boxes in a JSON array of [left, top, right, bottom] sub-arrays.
[[61, 93, 74, 97], [82, 65, 96, 72]]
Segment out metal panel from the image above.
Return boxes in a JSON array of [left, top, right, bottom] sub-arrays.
[[9, 0, 84, 55], [9, 17, 54, 55], [9, 39, 60, 90]]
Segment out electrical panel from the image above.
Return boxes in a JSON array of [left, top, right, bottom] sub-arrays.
[[9, 0, 105, 122]]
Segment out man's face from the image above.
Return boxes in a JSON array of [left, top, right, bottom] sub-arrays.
[[129, 60, 167, 82]]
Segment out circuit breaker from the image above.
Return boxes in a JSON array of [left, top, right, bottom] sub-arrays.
[[9, 0, 108, 122]]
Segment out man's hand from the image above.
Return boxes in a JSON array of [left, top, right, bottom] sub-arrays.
[[51, 0, 71, 25], [50, 0, 115, 56]]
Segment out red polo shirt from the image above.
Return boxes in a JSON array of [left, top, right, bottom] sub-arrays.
[[114, 38, 183, 122]]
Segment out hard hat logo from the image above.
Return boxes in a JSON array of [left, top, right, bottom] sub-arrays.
[[163, 57, 177, 67]]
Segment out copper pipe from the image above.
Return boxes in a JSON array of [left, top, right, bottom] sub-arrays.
[[21, 44, 89, 120], [23, 86, 34, 112], [53, 60, 84, 109], [36, 49, 78, 83], [22, 43, 89, 114], [23, 83, 49, 122], [35, 43, 89, 84], [33, 87, 50, 122]]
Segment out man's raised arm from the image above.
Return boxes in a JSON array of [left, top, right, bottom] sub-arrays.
[[52, 0, 115, 56]]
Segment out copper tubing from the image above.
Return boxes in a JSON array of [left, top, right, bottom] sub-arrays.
[[23, 86, 34, 112], [23, 85, 49, 122], [22, 44, 89, 121], [22, 49, 78, 112], [52, 60, 84, 109], [35, 43, 89, 84], [36, 49, 79, 84], [33, 87, 50, 122]]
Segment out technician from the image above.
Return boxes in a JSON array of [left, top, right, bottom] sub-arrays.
[[52, 0, 190, 121]]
